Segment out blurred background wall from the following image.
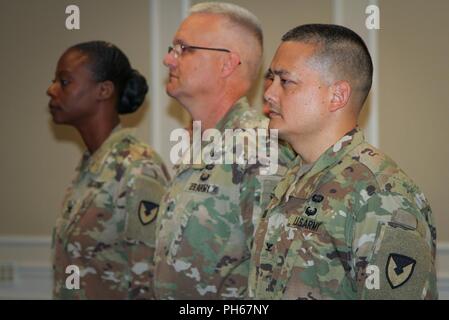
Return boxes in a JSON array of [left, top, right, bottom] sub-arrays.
[[0, 0, 448, 298]]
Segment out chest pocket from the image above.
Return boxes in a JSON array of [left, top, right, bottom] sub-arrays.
[[59, 177, 121, 248], [165, 165, 244, 262], [258, 192, 351, 299], [182, 165, 240, 221]]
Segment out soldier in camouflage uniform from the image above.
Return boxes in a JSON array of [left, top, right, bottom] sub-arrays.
[[153, 3, 294, 299], [47, 41, 170, 299], [249, 24, 437, 300]]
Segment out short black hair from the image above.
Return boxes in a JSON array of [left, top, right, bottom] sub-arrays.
[[69, 41, 148, 114], [282, 24, 373, 106]]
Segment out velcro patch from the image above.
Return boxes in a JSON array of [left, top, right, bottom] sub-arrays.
[[362, 223, 431, 299]]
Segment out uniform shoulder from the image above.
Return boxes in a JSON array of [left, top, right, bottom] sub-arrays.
[[112, 134, 162, 164], [340, 142, 430, 213], [110, 133, 169, 181], [349, 143, 413, 190]]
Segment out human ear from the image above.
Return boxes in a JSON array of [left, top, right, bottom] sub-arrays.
[[329, 80, 351, 112], [221, 52, 241, 78], [97, 80, 115, 101]]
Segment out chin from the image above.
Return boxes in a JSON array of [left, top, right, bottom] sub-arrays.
[[49, 112, 63, 125], [165, 85, 178, 99], [269, 121, 289, 141], [268, 117, 283, 130], [51, 116, 68, 125]]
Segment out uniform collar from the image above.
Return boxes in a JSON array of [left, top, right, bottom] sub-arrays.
[[277, 127, 364, 201], [79, 125, 134, 175], [173, 97, 252, 174], [215, 97, 251, 132]]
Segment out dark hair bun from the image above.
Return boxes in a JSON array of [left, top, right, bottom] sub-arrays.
[[118, 69, 149, 114]]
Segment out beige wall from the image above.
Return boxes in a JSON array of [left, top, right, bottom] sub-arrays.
[[0, 0, 448, 243], [0, 0, 151, 235], [379, 0, 449, 241]]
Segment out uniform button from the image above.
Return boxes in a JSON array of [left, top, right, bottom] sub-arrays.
[[305, 206, 317, 216], [312, 194, 324, 203]]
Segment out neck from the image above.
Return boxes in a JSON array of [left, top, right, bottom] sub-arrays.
[[290, 121, 357, 164], [75, 112, 120, 154], [183, 91, 242, 131]]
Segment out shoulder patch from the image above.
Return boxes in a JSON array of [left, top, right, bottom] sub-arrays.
[[386, 253, 416, 289], [138, 201, 158, 225]]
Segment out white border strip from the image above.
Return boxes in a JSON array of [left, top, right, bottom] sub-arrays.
[[332, 0, 344, 25], [367, 0, 379, 147], [332, 0, 379, 147], [150, 0, 161, 151], [181, 0, 191, 19]]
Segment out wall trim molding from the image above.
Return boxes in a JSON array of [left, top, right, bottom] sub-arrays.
[[1, 236, 448, 299], [0, 235, 52, 299], [0, 235, 51, 247]]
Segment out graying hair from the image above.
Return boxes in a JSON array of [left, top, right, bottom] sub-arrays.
[[189, 2, 263, 48]]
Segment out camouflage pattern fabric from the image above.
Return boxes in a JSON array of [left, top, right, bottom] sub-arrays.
[[154, 98, 294, 299], [52, 126, 170, 299], [249, 127, 437, 300]]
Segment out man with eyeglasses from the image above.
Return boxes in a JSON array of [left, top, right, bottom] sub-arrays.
[[153, 2, 293, 299]]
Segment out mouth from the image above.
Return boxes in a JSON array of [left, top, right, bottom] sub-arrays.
[[268, 109, 282, 118], [48, 102, 60, 113]]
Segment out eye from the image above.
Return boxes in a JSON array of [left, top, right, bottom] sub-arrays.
[[60, 79, 69, 87], [179, 44, 192, 55], [264, 71, 274, 81], [280, 78, 293, 87]]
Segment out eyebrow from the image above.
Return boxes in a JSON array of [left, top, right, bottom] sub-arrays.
[[173, 38, 187, 46], [266, 68, 293, 77], [56, 70, 73, 77]]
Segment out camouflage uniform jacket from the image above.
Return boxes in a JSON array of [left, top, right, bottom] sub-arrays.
[[249, 127, 437, 300], [154, 98, 294, 299], [52, 126, 170, 299]]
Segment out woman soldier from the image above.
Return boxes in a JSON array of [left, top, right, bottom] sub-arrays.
[[47, 41, 170, 299]]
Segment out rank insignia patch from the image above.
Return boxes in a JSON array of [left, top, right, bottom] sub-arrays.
[[138, 201, 158, 225], [386, 253, 416, 289]]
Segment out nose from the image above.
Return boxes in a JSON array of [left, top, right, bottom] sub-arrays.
[[163, 50, 177, 68], [263, 81, 278, 107], [46, 82, 56, 97]]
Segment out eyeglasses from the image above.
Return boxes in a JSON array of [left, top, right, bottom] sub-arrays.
[[168, 43, 231, 59], [168, 43, 231, 58]]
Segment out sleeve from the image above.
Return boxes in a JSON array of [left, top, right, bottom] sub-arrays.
[[119, 159, 169, 299], [351, 189, 437, 300], [219, 156, 287, 299], [237, 131, 294, 252]]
